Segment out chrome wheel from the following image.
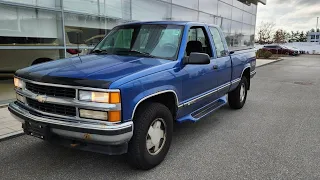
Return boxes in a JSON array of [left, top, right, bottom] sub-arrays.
[[146, 118, 166, 155], [239, 83, 246, 102]]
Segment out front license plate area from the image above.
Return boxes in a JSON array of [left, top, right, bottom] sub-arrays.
[[24, 121, 51, 140]]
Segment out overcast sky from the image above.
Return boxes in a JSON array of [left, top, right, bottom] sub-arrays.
[[256, 0, 320, 32]]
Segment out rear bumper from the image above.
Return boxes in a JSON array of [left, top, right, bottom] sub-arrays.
[[8, 102, 133, 153]]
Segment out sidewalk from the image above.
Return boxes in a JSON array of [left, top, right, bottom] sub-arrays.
[[0, 106, 23, 140], [256, 58, 279, 67]]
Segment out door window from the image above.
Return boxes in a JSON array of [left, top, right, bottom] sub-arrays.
[[209, 27, 227, 58], [185, 27, 213, 57]]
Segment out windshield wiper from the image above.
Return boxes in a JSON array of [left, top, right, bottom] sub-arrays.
[[91, 49, 108, 54], [116, 50, 156, 58]]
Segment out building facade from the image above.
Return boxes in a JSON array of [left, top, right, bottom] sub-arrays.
[[307, 32, 320, 43]]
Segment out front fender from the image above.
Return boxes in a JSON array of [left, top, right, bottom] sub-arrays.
[[117, 69, 182, 122]]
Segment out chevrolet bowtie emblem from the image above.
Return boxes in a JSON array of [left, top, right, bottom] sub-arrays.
[[35, 95, 47, 103]]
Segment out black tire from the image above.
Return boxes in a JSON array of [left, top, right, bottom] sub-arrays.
[[228, 76, 248, 109], [128, 102, 173, 170]]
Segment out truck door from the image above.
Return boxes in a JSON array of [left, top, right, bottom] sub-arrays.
[[181, 26, 219, 103], [208, 26, 232, 97]]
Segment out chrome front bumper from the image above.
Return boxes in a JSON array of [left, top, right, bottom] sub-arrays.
[[8, 102, 133, 145]]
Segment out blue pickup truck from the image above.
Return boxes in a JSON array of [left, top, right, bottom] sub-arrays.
[[9, 21, 256, 169]]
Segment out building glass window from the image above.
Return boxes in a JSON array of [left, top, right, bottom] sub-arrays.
[[172, 5, 198, 21], [242, 24, 251, 35], [221, 18, 232, 33], [220, 0, 233, 5], [232, 7, 243, 22], [2, 0, 60, 9], [251, 4, 257, 14], [316, 35, 319, 39], [199, 13, 214, 24], [233, 0, 244, 10], [132, 0, 171, 21], [64, 0, 99, 15], [243, 12, 252, 25], [243, 3, 252, 12], [218, 1, 232, 19], [172, 0, 198, 10], [231, 21, 242, 34], [64, 13, 108, 49], [311, 35, 315, 39], [100, 0, 131, 20], [251, 15, 256, 25], [199, 0, 218, 15], [0, 5, 62, 46]]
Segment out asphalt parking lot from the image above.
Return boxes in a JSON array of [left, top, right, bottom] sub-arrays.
[[1, 55, 320, 179]]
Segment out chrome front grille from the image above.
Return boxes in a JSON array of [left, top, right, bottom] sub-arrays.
[[15, 77, 121, 122], [27, 98, 76, 117], [26, 82, 76, 98]]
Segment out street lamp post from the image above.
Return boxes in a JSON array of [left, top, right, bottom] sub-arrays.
[[317, 17, 319, 31]]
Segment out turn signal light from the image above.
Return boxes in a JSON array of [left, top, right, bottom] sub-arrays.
[[109, 92, 121, 104], [108, 111, 121, 122]]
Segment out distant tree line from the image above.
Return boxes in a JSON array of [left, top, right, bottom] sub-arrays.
[[255, 21, 319, 44]]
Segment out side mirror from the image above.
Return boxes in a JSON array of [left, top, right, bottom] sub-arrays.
[[184, 52, 210, 65]]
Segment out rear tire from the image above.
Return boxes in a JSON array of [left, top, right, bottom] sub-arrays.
[[228, 77, 248, 109], [128, 102, 173, 170]]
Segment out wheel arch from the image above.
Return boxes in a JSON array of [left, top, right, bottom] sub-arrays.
[[241, 67, 251, 90], [131, 90, 179, 121]]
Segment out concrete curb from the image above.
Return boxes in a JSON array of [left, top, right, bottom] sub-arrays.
[[0, 103, 9, 108], [0, 130, 24, 142], [256, 59, 284, 68]]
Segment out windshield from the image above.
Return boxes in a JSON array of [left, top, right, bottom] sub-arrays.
[[93, 24, 183, 60]]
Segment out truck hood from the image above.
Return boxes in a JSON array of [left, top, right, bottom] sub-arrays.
[[15, 54, 172, 88]]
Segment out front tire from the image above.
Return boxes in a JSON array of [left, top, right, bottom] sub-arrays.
[[128, 102, 173, 170], [228, 77, 248, 109]]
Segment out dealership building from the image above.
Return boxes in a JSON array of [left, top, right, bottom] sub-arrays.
[[0, 0, 265, 102]]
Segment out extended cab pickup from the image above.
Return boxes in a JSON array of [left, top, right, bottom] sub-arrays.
[[9, 21, 256, 170]]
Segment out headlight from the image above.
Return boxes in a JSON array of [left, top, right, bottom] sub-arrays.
[[78, 90, 120, 103], [14, 78, 25, 89]]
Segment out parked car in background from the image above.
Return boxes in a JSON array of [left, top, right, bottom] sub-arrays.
[[282, 45, 299, 55], [262, 45, 298, 56], [292, 46, 305, 54]]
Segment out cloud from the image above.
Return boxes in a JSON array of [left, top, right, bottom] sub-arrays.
[[256, 0, 320, 32]]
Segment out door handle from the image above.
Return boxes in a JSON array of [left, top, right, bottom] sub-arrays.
[[213, 65, 218, 70]]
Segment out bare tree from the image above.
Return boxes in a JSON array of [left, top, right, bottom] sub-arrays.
[[273, 29, 287, 44], [256, 21, 276, 44]]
